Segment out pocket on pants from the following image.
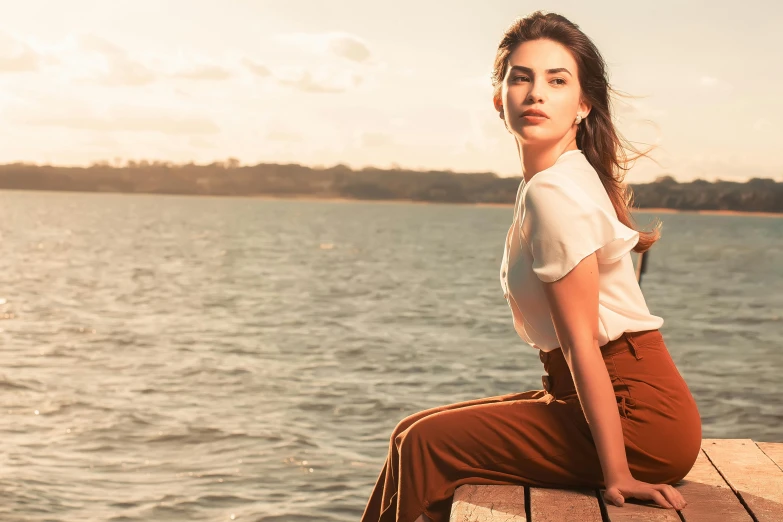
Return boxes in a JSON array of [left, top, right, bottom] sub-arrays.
[[615, 394, 637, 420]]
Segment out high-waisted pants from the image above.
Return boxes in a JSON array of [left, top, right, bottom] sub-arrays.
[[360, 329, 702, 522]]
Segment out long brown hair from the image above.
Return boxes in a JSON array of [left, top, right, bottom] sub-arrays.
[[491, 10, 661, 253]]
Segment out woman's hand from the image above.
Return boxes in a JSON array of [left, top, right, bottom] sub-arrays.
[[604, 476, 687, 510]]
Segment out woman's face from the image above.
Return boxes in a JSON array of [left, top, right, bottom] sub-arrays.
[[494, 38, 590, 145]]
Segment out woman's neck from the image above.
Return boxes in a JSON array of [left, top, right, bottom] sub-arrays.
[[519, 143, 579, 183]]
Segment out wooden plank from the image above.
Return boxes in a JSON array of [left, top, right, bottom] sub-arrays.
[[702, 438, 783, 521], [529, 487, 602, 522], [756, 442, 783, 471], [677, 449, 753, 521], [450, 485, 526, 522]]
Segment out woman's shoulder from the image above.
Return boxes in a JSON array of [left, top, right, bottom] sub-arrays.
[[521, 168, 589, 212], [520, 159, 622, 237], [522, 154, 606, 210]]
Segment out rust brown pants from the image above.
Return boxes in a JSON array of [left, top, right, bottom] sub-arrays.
[[360, 329, 702, 522]]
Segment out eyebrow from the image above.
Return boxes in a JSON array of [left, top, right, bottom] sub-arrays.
[[509, 65, 572, 76]]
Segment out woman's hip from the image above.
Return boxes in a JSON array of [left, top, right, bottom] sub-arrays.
[[540, 329, 702, 480], [539, 329, 701, 425]]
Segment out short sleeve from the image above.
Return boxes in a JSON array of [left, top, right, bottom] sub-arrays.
[[520, 175, 639, 283]]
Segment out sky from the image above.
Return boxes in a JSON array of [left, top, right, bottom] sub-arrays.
[[0, 0, 780, 182]]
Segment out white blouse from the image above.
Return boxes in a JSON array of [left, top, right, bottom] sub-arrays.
[[499, 149, 664, 352]]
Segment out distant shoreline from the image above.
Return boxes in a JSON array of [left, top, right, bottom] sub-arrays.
[[1, 163, 780, 215], [2, 188, 781, 217]]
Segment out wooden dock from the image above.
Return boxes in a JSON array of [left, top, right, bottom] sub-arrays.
[[450, 439, 783, 521]]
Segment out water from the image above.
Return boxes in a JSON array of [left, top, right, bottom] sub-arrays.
[[0, 190, 780, 521]]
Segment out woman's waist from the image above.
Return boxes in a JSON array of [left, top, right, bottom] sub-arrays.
[[538, 329, 680, 397], [539, 329, 663, 364]]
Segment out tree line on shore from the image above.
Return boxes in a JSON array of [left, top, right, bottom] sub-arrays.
[[0, 159, 780, 213]]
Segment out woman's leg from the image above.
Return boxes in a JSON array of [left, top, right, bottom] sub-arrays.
[[361, 388, 546, 522], [385, 392, 604, 522], [362, 388, 603, 522]]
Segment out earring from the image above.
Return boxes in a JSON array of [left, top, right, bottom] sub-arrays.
[[498, 110, 504, 120], [575, 114, 583, 124]]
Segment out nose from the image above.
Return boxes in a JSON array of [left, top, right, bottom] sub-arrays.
[[526, 81, 544, 104]]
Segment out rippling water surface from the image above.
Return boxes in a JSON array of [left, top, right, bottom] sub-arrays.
[[0, 190, 781, 521]]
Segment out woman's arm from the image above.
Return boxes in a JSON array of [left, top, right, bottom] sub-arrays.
[[539, 252, 631, 482], [540, 252, 686, 509]]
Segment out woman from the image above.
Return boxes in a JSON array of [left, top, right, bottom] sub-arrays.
[[361, 11, 702, 522]]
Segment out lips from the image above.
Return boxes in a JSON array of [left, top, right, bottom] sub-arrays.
[[521, 109, 548, 118]]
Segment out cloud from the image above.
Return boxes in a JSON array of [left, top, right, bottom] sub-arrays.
[[0, 33, 41, 72], [77, 35, 238, 85], [278, 71, 343, 93], [327, 34, 372, 63], [267, 31, 378, 93], [242, 58, 271, 77], [78, 35, 156, 86], [20, 106, 219, 135], [276, 31, 372, 63], [277, 68, 362, 93], [172, 64, 232, 81]]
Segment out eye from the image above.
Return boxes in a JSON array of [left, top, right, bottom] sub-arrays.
[[551, 78, 566, 85], [511, 76, 529, 82]]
